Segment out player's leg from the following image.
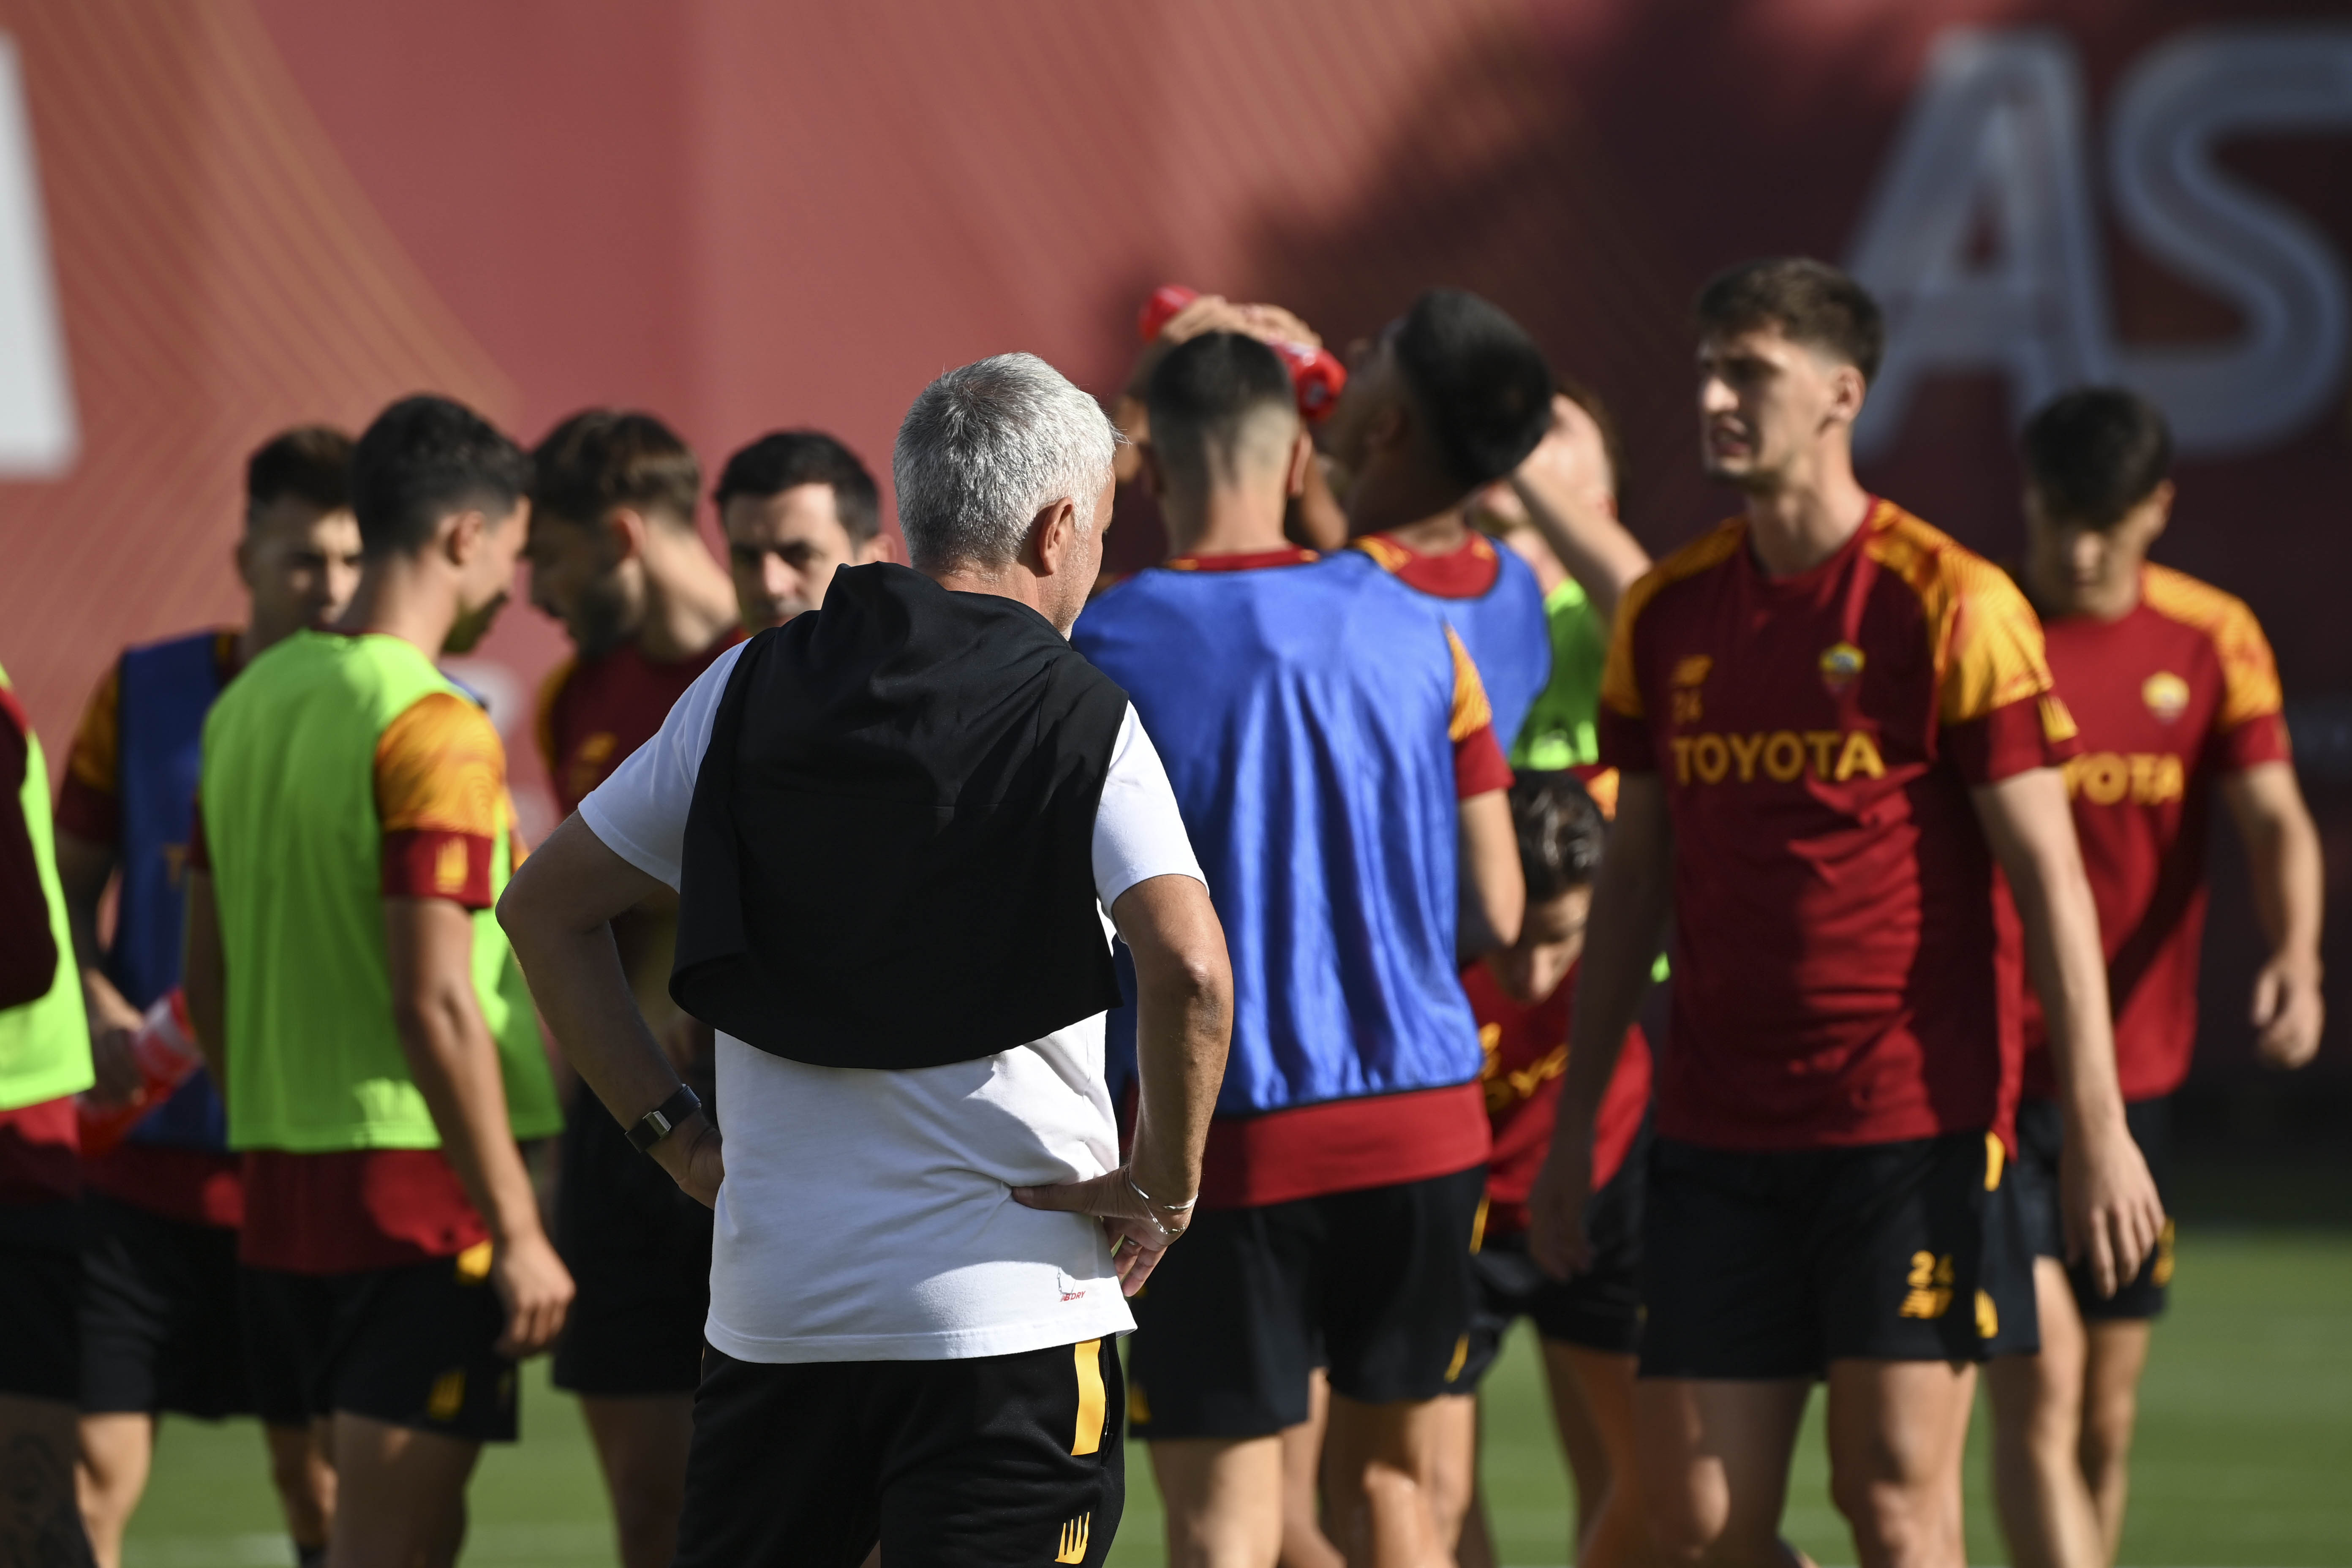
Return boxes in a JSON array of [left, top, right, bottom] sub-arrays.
[[2077, 1318, 2151, 1562], [325, 1414, 481, 1568], [1446, 1225, 1544, 1568], [261, 1420, 335, 1564], [1823, 1359, 1975, 1568], [1317, 1166, 1487, 1565], [1634, 1377, 1813, 1568], [1426, 1394, 1484, 1568], [2, 1199, 97, 1565], [1132, 1199, 1318, 1567], [1276, 1369, 1343, 1568], [1545, 1343, 1649, 1568], [73, 1414, 154, 1568], [1987, 1260, 2100, 1568], [0, 1392, 96, 1566], [580, 1396, 697, 1568]]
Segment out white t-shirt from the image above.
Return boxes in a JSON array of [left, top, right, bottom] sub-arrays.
[[579, 640, 1203, 1363]]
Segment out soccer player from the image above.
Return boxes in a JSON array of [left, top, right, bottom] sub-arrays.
[[1987, 388, 2325, 1568], [500, 352, 1230, 1566], [713, 430, 897, 632], [1478, 384, 1654, 768], [1321, 288, 1556, 746], [184, 395, 570, 1568], [1441, 770, 1655, 1568], [0, 656, 97, 1567], [1527, 259, 2165, 1568], [54, 426, 359, 1568], [1074, 330, 1533, 1566], [525, 410, 741, 1568]]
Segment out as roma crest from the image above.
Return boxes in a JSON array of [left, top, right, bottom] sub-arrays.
[[1819, 642, 1865, 695], [2142, 672, 2190, 723]]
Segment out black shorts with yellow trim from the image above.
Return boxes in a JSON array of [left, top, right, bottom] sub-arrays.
[[675, 1337, 1123, 1568], [1639, 1130, 2036, 1380], [80, 1192, 253, 1418], [1125, 1164, 1486, 1440], [553, 1099, 713, 1397], [2008, 1094, 2175, 1322], [239, 1243, 518, 1442], [1457, 1132, 1649, 1390]]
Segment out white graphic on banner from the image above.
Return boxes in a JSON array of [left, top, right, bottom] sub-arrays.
[[0, 35, 72, 477], [1848, 26, 2352, 460]]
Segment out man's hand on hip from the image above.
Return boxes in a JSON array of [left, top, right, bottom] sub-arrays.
[[1013, 1164, 1190, 1296]]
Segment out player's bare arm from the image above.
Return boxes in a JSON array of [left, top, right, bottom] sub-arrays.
[[54, 830, 145, 1104], [1970, 768, 2164, 1296], [1459, 788, 1527, 958], [180, 867, 226, 1094], [383, 894, 575, 1357], [2222, 761, 2327, 1069], [1529, 772, 1671, 1279], [496, 814, 723, 1208], [1504, 392, 1651, 623], [1014, 872, 1233, 1295]]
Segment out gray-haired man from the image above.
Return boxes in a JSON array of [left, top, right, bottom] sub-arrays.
[[498, 353, 1233, 1568]]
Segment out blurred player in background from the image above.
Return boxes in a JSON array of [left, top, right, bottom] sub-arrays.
[[185, 395, 569, 1568], [1441, 770, 1655, 1568], [1474, 385, 1652, 767], [1989, 388, 2326, 1568], [1531, 259, 2163, 1568], [0, 656, 97, 1566], [526, 410, 740, 1568], [714, 430, 896, 633], [1323, 288, 1556, 746], [1075, 330, 1529, 1567], [55, 426, 358, 1568]]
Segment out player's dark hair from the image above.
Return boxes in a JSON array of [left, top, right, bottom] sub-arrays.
[[713, 430, 882, 543], [530, 409, 701, 531], [1391, 287, 1555, 492], [1510, 770, 1607, 903], [2020, 387, 2173, 530], [348, 395, 531, 559], [1146, 332, 1296, 493], [1693, 258, 1885, 383], [245, 425, 354, 523]]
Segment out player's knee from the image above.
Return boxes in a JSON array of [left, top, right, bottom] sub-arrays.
[[1829, 1470, 1952, 1568], [2078, 1388, 2138, 1478], [1640, 1478, 1756, 1568]]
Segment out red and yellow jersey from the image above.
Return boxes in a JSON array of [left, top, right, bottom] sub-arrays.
[[1353, 530, 1502, 598], [2023, 565, 2291, 1102], [1599, 499, 2080, 1150], [538, 632, 743, 820], [1465, 959, 1650, 1236], [55, 629, 240, 844]]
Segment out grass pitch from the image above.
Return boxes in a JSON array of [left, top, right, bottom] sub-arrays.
[[120, 1229, 2352, 1566]]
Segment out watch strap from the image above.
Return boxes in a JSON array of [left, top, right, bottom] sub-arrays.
[[627, 1084, 703, 1154]]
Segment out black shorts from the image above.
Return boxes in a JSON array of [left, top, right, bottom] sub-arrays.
[[1126, 1164, 1485, 1440], [553, 1102, 713, 1397], [1639, 1131, 2036, 1380], [676, 1337, 1124, 1568], [0, 1200, 79, 1402], [240, 1250, 519, 1442], [1458, 1138, 1648, 1388], [2008, 1095, 2175, 1321], [80, 1192, 253, 1418]]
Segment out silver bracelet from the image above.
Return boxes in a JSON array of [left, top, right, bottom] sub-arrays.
[[1126, 1171, 1198, 1214]]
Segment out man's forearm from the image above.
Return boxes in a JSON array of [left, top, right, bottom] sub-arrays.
[[2011, 840, 2127, 1132], [181, 871, 227, 1089], [1508, 473, 1649, 623], [2236, 774, 2325, 967], [1559, 848, 1669, 1135], [1129, 960, 1228, 1207], [509, 920, 683, 1135], [392, 984, 544, 1246]]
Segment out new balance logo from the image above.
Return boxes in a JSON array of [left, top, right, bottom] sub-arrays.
[[1054, 1512, 1091, 1562]]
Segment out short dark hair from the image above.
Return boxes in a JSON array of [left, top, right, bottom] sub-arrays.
[[245, 425, 354, 523], [1391, 288, 1554, 491], [1146, 332, 1296, 491], [713, 431, 881, 542], [530, 409, 701, 531], [1693, 258, 1885, 383], [1511, 770, 1607, 903], [2020, 387, 2173, 529], [348, 395, 531, 558]]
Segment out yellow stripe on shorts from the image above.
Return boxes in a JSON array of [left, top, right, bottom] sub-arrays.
[[1072, 1339, 1105, 1456]]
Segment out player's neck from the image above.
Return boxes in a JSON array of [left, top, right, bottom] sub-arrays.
[[632, 538, 740, 662], [1742, 459, 1873, 578], [339, 558, 460, 659], [1164, 487, 1290, 560], [1369, 508, 1470, 556], [2026, 557, 2142, 624]]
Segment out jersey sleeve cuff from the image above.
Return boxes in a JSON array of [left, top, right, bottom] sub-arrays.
[[1454, 722, 1514, 798], [381, 830, 495, 908], [1943, 696, 2079, 785], [2217, 711, 2293, 771]]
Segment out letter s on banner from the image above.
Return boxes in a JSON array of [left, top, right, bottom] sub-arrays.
[[0, 34, 74, 478]]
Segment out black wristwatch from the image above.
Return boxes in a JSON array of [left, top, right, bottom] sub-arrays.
[[627, 1085, 704, 1154]]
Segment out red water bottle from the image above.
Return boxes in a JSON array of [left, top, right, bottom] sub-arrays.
[[76, 988, 201, 1156], [1135, 285, 1348, 422]]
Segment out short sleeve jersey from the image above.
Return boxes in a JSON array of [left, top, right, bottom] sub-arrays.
[[536, 632, 744, 819], [1599, 500, 2080, 1150], [2022, 565, 2292, 1102]]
